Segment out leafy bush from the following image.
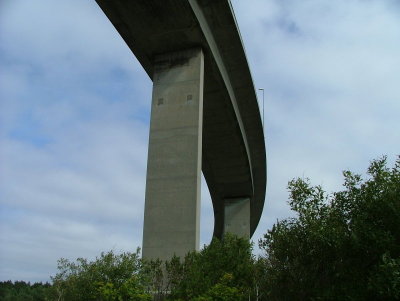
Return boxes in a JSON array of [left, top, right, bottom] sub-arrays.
[[49, 249, 151, 301], [259, 156, 400, 300], [166, 234, 255, 301], [6, 156, 398, 301], [0, 281, 50, 301]]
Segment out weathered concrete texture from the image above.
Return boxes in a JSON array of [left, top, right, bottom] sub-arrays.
[[224, 198, 250, 239], [142, 48, 204, 261]]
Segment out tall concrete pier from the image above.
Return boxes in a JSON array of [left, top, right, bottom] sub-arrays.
[[143, 49, 204, 260], [96, 0, 267, 261], [224, 198, 250, 238]]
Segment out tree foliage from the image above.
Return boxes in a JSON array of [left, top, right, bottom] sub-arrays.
[[165, 234, 255, 300], [191, 273, 245, 301], [259, 156, 400, 300], [3, 156, 399, 301], [0, 281, 50, 301], [48, 249, 151, 301], [43, 235, 254, 301]]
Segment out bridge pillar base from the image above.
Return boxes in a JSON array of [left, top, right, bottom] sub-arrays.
[[142, 48, 204, 261], [224, 198, 250, 239]]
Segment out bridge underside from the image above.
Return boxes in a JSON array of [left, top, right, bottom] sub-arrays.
[[95, 0, 266, 260]]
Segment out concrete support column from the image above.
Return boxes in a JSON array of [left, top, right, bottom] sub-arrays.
[[142, 48, 204, 261], [224, 198, 250, 239]]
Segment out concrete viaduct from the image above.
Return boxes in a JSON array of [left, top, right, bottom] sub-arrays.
[[96, 0, 267, 261]]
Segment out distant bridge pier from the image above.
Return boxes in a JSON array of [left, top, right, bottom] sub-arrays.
[[224, 197, 250, 239], [142, 48, 204, 261]]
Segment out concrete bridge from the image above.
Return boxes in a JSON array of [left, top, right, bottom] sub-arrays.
[[96, 0, 266, 261]]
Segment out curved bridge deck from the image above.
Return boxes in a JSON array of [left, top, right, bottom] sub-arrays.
[[96, 0, 266, 258]]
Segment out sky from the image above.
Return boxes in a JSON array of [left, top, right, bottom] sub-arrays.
[[1, 0, 399, 283]]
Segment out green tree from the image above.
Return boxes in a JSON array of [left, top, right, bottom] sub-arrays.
[[141, 258, 164, 300], [166, 234, 255, 301], [0, 281, 50, 301], [46, 235, 256, 301], [49, 249, 151, 301], [259, 156, 400, 300], [192, 273, 245, 301]]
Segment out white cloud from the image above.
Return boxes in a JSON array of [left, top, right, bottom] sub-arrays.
[[232, 0, 400, 246]]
